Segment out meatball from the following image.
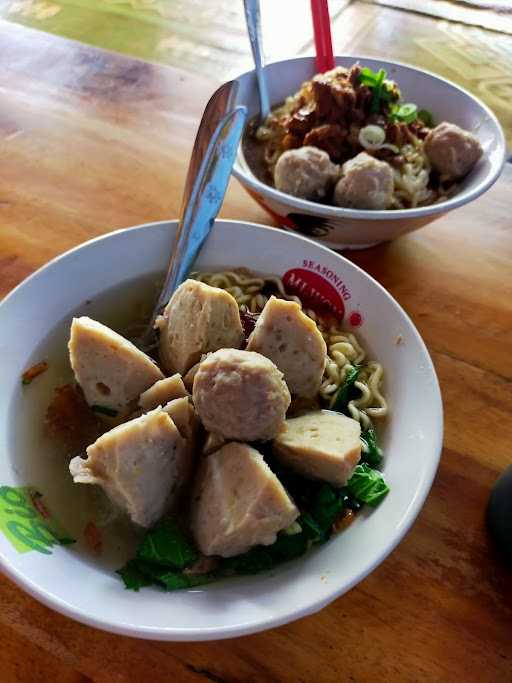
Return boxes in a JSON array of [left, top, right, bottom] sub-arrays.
[[69, 408, 188, 528], [246, 296, 326, 398], [333, 152, 393, 210], [156, 279, 244, 375], [69, 316, 164, 415], [272, 410, 361, 487], [192, 349, 291, 442], [424, 122, 483, 181], [274, 146, 339, 201], [191, 442, 298, 557]]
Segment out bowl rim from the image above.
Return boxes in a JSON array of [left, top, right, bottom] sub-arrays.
[[0, 219, 444, 640], [232, 55, 506, 221]]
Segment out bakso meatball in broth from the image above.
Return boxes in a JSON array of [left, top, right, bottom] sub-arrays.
[[156, 279, 244, 375], [424, 122, 483, 182], [192, 349, 291, 442], [333, 152, 394, 210], [246, 296, 326, 398], [274, 146, 339, 201], [191, 442, 298, 558]]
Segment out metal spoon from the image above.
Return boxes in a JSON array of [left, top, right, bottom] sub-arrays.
[[244, 0, 270, 120], [143, 82, 247, 344]]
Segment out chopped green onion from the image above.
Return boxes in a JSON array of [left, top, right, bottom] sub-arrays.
[[370, 68, 386, 114], [418, 108, 434, 127], [347, 463, 390, 507], [358, 66, 380, 87], [91, 404, 118, 417], [389, 102, 418, 124], [358, 67, 389, 114], [380, 82, 394, 102], [359, 124, 386, 150]]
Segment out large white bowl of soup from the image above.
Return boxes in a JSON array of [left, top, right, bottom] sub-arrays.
[[233, 57, 506, 249], [0, 220, 442, 640]]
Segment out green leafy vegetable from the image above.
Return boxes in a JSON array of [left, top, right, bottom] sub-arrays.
[[347, 464, 390, 507], [389, 102, 418, 124], [137, 519, 198, 569], [117, 446, 390, 592], [139, 562, 213, 590], [91, 404, 118, 417], [418, 108, 434, 127], [117, 521, 205, 591], [117, 559, 154, 591], [360, 427, 383, 467], [221, 547, 275, 575], [299, 512, 323, 543], [331, 366, 359, 413], [269, 531, 309, 561], [221, 521, 313, 576], [310, 485, 345, 534], [158, 571, 213, 591]]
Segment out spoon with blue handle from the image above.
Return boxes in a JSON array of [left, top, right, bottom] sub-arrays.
[[244, 0, 270, 121], [142, 89, 247, 344]]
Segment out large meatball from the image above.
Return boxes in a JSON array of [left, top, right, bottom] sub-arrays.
[[333, 152, 393, 210], [274, 146, 339, 201], [424, 122, 483, 182], [192, 349, 291, 441]]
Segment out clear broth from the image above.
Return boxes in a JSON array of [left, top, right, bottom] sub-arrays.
[[10, 271, 164, 573]]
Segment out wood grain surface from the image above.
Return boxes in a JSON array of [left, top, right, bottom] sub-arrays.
[[0, 18, 511, 683]]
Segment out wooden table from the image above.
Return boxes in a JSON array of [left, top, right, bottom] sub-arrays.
[[1, 19, 511, 683]]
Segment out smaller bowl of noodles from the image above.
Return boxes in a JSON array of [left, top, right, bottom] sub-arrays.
[[233, 57, 506, 249], [0, 219, 442, 640]]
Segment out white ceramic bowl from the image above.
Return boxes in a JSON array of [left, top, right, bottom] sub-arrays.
[[233, 57, 506, 249], [0, 220, 443, 640]]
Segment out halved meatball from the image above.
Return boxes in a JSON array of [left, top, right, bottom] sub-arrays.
[[69, 316, 163, 415], [192, 349, 291, 441], [156, 279, 244, 375], [246, 296, 326, 398], [272, 410, 361, 486], [191, 442, 299, 557], [69, 408, 189, 528], [424, 122, 482, 181], [334, 151, 393, 210]]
